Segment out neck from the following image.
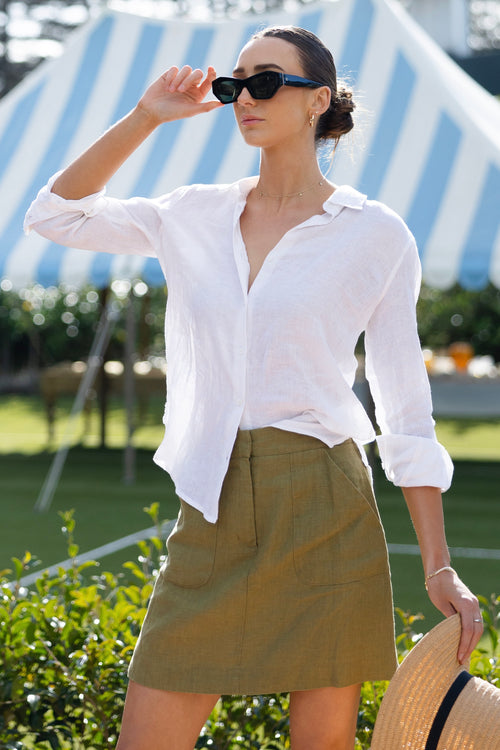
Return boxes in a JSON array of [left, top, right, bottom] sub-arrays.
[[257, 143, 324, 198]]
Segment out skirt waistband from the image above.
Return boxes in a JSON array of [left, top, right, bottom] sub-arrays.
[[231, 427, 352, 459]]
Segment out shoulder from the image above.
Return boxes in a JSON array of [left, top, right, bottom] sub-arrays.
[[332, 186, 417, 260], [155, 179, 246, 210]]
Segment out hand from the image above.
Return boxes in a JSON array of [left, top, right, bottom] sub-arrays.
[[425, 568, 483, 664], [136, 65, 224, 125]]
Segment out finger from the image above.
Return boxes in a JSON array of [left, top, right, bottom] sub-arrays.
[[176, 66, 204, 92], [167, 65, 193, 91], [178, 68, 204, 92], [161, 67, 179, 88], [195, 100, 225, 114], [198, 66, 218, 97], [457, 614, 483, 664]]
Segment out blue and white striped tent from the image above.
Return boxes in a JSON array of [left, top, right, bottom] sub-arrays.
[[1, 0, 499, 290]]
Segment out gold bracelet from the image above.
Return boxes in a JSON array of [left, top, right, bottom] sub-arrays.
[[425, 565, 455, 591]]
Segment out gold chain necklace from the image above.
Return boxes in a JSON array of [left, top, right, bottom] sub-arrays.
[[257, 179, 324, 200]]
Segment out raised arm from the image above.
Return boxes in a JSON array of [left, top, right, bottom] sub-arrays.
[[52, 66, 223, 200]]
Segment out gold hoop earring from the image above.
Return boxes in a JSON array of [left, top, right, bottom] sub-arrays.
[[309, 113, 316, 128]]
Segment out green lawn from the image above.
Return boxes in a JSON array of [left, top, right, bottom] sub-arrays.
[[1, 394, 499, 629]]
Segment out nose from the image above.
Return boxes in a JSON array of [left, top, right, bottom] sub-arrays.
[[236, 86, 254, 104]]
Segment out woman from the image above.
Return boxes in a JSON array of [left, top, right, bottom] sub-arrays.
[[25, 25, 482, 750]]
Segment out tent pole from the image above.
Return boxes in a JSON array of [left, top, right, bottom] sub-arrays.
[[34, 297, 120, 513], [123, 288, 136, 484], [98, 287, 110, 448]]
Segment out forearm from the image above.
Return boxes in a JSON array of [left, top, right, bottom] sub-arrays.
[[52, 105, 158, 200], [402, 486, 450, 577], [51, 66, 221, 201]]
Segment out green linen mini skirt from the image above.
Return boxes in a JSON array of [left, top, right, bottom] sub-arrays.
[[128, 427, 397, 695]]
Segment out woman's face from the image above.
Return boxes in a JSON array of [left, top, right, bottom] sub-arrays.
[[231, 36, 318, 149]]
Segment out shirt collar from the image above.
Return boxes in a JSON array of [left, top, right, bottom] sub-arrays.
[[234, 178, 366, 213], [323, 185, 367, 212]]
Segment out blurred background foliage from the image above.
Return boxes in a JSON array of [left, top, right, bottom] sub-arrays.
[[0, 282, 167, 373], [1, 281, 500, 375], [417, 283, 500, 363]]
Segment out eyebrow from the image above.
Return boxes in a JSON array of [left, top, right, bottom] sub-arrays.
[[232, 63, 286, 75]]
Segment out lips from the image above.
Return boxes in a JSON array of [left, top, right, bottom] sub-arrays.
[[240, 116, 264, 125]]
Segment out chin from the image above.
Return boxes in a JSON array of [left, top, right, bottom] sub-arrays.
[[238, 128, 280, 150]]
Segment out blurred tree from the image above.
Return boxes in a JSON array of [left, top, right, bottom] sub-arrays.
[[0, 282, 166, 372], [417, 283, 500, 362]]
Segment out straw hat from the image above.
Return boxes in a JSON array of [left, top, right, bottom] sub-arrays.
[[371, 613, 500, 749]]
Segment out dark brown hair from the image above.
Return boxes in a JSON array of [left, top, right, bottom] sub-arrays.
[[252, 25, 355, 148]]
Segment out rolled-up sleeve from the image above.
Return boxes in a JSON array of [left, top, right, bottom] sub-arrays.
[[365, 238, 453, 491], [24, 172, 163, 258]]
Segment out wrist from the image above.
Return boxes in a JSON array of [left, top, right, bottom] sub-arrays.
[[424, 564, 455, 591], [132, 102, 162, 132]]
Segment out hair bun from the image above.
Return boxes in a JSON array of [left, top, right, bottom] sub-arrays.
[[316, 82, 355, 144], [335, 86, 355, 113]]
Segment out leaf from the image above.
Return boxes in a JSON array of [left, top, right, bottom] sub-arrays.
[[11, 557, 24, 580]]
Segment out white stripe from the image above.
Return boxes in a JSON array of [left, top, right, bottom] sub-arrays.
[[59, 246, 106, 287], [422, 140, 491, 289], [389, 544, 500, 560], [5, 233, 51, 288], [317, 0, 355, 61]]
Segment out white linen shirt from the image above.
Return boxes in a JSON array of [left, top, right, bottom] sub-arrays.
[[25, 174, 453, 522]]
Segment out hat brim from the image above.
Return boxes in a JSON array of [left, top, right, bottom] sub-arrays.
[[371, 613, 500, 749]]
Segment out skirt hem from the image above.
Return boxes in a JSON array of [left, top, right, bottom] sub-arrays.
[[127, 665, 398, 696]]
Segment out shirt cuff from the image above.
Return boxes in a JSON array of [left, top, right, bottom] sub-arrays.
[[23, 171, 107, 234], [376, 433, 454, 491]]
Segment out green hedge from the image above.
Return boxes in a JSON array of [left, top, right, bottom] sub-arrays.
[[1, 506, 499, 749]]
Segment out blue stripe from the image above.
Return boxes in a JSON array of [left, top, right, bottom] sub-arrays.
[[89, 26, 218, 287], [338, 0, 375, 85], [358, 52, 416, 198], [0, 84, 44, 177], [0, 15, 114, 281], [458, 163, 500, 290], [108, 23, 165, 123], [142, 256, 164, 285], [406, 112, 462, 260]]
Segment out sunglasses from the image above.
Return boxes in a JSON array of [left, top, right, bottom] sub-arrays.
[[212, 70, 323, 104]]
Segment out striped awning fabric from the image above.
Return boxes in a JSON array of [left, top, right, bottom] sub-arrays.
[[1, 0, 499, 290]]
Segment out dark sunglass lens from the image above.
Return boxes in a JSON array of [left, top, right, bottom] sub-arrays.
[[250, 71, 280, 99], [213, 79, 239, 103]]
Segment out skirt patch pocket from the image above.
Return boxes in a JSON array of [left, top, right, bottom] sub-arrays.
[[163, 499, 218, 588], [291, 440, 389, 587]]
